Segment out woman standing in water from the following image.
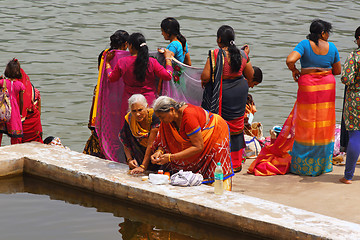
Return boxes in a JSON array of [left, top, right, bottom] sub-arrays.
[[160, 17, 191, 65], [201, 25, 254, 173], [248, 19, 341, 176]]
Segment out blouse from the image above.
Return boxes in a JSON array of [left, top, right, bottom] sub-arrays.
[[223, 50, 248, 78], [167, 41, 188, 63], [294, 39, 340, 69]]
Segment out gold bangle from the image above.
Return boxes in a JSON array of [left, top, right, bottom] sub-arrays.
[[168, 153, 171, 162], [140, 164, 145, 169]]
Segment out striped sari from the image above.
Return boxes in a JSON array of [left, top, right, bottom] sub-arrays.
[[153, 105, 233, 186], [248, 71, 335, 176]]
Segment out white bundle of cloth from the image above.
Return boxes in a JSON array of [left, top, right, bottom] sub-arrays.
[[170, 170, 203, 187]]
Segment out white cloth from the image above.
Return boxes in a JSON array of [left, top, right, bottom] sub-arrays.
[[170, 170, 203, 187]]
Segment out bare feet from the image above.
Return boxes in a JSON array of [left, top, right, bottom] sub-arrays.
[[339, 177, 352, 184]]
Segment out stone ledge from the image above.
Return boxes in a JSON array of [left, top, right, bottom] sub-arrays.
[[0, 142, 359, 240]]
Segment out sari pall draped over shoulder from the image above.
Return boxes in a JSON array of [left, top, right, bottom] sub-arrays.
[[94, 50, 131, 162], [201, 48, 249, 172], [153, 104, 234, 183]]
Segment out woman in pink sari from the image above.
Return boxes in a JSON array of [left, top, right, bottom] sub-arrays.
[[105, 32, 174, 118], [0, 59, 25, 145]]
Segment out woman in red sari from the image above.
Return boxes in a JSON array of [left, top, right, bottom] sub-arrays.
[[150, 96, 233, 190], [18, 68, 43, 143]]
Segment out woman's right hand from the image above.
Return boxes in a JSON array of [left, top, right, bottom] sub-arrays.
[[163, 49, 174, 60], [151, 151, 163, 164], [130, 166, 145, 175], [292, 69, 301, 82], [128, 159, 138, 169]]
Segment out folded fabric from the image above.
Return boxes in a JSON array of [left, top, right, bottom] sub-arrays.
[[170, 170, 203, 187]]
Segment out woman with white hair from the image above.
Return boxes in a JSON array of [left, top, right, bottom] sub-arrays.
[[150, 96, 234, 190], [120, 94, 160, 174]]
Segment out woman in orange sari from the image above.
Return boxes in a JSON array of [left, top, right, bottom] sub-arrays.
[[248, 19, 341, 176], [150, 96, 233, 190]]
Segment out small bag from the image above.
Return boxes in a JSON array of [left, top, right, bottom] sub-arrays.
[[0, 80, 12, 122]]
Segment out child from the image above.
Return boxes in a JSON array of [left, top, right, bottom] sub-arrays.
[[0, 58, 25, 145], [160, 17, 191, 66]]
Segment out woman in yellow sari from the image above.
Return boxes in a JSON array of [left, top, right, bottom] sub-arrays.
[[120, 94, 160, 174], [150, 96, 234, 190]]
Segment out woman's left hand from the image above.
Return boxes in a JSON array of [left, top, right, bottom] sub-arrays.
[[106, 50, 115, 62], [130, 166, 145, 175]]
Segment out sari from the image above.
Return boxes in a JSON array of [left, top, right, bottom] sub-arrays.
[[202, 48, 248, 172], [18, 69, 43, 143], [248, 71, 335, 176], [120, 109, 160, 169], [153, 104, 233, 185], [93, 50, 131, 162]]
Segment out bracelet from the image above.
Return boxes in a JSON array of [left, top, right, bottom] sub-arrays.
[[140, 164, 146, 169], [165, 57, 173, 60], [126, 158, 132, 163], [168, 153, 171, 162]]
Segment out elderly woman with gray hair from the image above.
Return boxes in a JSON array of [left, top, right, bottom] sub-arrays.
[[150, 96, 234, 190], [120, 94, 160, 174]]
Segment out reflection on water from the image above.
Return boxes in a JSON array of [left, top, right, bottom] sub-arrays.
[[0, 175, 265, 240], [1, 0, 360, 151]]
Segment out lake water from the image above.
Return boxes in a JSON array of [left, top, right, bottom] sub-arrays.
[[0, 175, 262, 240], [0, 0, 359, 152], [0, 0, 359, 238]]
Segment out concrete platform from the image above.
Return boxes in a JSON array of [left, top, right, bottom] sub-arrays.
[[0, 142, 359, 240]]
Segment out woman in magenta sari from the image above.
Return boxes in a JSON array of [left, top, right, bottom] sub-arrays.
[[83, 30, 129, 159], [105, 32, 174, 120], [201, 25, 254, 173]]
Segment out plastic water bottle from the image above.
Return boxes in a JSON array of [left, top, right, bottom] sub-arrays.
[[214, 162, 224, 195]]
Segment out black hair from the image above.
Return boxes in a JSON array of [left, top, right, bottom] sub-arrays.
[[43, 136, 55, 144], [355, 26, 360, 40], [217, 25, 241, 73], [306, 19, 332, 46], [98, 30, 129, 68], [4, 58, 22, 79], [161, 17, 187, 52], [252, 66, 263, 83], [128, 33, 149, 82], [110, 30, 129, 50]]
